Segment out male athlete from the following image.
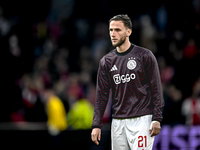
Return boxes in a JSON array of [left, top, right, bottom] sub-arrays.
[[91, 14, 164, 150]]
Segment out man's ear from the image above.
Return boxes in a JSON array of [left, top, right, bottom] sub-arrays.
[[126, 29, 132, 37]]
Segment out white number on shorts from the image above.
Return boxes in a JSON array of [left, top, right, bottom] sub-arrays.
[[138, 136, 147, 148]]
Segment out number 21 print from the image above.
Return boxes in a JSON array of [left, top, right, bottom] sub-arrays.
[[138, 136, 147, 148]]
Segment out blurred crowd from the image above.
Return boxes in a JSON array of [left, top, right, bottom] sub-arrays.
[[0, 0, 200, 132]]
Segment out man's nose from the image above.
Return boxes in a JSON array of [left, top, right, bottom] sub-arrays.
[[111, 31, 116, 37]]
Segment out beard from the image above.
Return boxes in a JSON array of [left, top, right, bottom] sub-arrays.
[[112, 36, 126, 47]]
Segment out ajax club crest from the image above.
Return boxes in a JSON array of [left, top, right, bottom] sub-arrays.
[[127, 57, 137, 70]]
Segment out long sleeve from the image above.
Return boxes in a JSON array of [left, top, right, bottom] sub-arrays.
[[91, 57, 110, 128], [144, 51, 164, 122]]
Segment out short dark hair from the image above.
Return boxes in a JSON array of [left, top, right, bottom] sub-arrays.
[[109, 14, 132, 29]]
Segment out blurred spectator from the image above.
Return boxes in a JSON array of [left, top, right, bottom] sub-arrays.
[[44, 88, 67, 133], [140, 15, 158, 53], [183, 38, 198, 59], [156, 3, 168, 33], [0, 7, 11, 37], [9, 34, 21, 57], [162, 84, 184, 125], [193, 0, 200, 14], [91, 22, 109, 67], [169, 41, 183, 62], [182, 78, 200, 125], [43, 87, 68, 148], [66, 73, 83, 107], [19, 73, 47, 122], [74, 18, 90, 44], [158, 56, 175, 86], [48, 0, 74, 22], [67, 98, 94, 130]]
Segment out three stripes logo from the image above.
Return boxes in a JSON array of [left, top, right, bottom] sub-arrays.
[[110, 65, 118, 71]]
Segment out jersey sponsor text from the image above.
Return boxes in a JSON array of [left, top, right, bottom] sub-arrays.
[[113, 73, 136, 84]]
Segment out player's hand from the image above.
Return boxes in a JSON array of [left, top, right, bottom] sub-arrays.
[[91, 128, 101, 145], [149, 121, 161, 137]]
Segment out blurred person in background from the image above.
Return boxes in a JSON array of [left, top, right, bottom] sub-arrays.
[[158, 56, 174, 86], [162, 84, 184, 125], [182, 78, 200, 125], [43, 87, 67, 148], [20, 73, 47, 122], [67, 98, 94, 130], [139, 15, 158, 54]]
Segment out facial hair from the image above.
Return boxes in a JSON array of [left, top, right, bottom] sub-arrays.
[[112, 36, 126, 47]]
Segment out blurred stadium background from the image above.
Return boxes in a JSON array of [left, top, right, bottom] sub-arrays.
[[0, 0, 200, 149]]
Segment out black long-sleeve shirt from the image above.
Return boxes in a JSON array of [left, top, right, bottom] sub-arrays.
[[92, 44, 164, 128]]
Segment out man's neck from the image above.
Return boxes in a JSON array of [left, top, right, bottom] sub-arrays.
[[116, 39, 131, 53]]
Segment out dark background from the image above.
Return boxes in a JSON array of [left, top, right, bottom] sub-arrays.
[[0, 0, 200, 149]]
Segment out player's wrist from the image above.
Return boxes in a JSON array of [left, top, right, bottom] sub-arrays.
[[91, 126, 102, 129]]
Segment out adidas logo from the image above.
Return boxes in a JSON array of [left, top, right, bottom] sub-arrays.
[[110, 65, 118, 71]]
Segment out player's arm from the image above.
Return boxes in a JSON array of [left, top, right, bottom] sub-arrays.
[[145, 51, 164, 136], [91, 57, 110, 145]]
